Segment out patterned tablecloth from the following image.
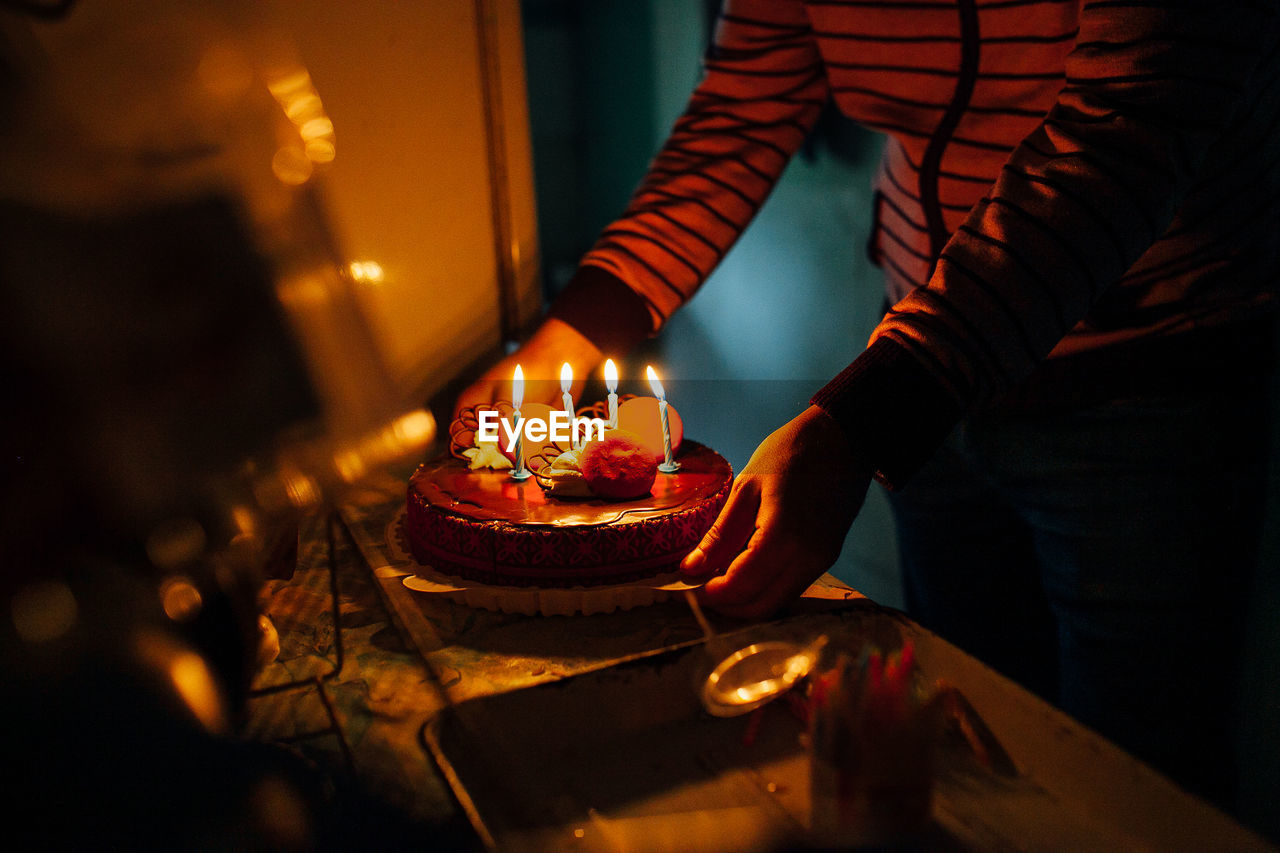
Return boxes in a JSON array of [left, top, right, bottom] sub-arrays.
[[242, 471, 863, 831]]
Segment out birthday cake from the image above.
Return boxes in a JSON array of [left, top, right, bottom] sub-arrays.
[[404, 395, 733, 588]]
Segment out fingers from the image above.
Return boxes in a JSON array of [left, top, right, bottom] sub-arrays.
[[680, 479, 760, 579], [682, 406, 871, 619], [698, 539, 782, 617], [692, 483, 827, 620], [696, 518, 821, 620], [699, 548, 825, 620]]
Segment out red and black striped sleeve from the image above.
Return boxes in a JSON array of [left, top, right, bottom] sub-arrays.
[[815, 0, 1277, 487], [548, 0, 827, 354]]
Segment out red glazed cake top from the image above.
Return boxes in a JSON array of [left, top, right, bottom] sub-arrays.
[[409, 441, 730, 527]]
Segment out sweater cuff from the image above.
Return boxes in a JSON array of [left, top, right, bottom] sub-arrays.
[[545, 265, 654, 356], [811, 337, 964, 490]]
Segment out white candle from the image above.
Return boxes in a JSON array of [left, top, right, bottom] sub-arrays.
[[511, 364, 530, 480], [604, 358, 619, 430], [646, 365, 679, 473], [560, 362, 577, 449]]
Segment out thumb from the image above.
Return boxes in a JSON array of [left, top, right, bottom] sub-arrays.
[[680, 479, 760, 578]]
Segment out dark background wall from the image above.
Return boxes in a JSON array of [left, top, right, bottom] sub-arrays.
[[520, 0, 1280, 838]]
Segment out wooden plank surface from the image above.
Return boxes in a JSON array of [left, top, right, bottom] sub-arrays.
[[336, 475, 1272, 851]]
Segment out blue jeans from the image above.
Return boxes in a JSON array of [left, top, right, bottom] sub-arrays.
[[888, 383, 1270, 805]]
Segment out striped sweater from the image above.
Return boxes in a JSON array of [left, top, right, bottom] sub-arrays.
[[549, 0, 1280, 487]]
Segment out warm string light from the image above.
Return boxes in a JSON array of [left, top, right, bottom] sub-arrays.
[[264, 65, 336, 184]]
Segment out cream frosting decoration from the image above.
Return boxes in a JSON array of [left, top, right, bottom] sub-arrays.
[[535, 449, 594, 498], [462, 443, 513, 471]]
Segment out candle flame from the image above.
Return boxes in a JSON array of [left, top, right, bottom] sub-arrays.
[[646, 365, 665, 401], [513, 364, 524, 411], [604, 358, 618, 392], [560, 362, 573, 393]]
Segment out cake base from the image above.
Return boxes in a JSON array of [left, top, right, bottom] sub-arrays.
[[405, 442, 732, 588], [388, 510, 703, 615]]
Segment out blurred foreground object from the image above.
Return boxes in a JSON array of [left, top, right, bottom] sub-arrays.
[[808, 643, 946, 847], [0, 0, 432, 845], [0, 0, 434, 564]]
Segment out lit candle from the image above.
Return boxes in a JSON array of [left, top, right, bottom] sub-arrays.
[[646, 365, 679, 473], [560, 362, 577, 449], [604, 358, 619, 430], [510, 364, 530, 480]]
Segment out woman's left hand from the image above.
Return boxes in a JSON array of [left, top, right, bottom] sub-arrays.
[[679, 405, 871, 619]]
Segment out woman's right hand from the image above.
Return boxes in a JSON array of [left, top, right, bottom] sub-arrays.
[[454, 317, 605, 420]]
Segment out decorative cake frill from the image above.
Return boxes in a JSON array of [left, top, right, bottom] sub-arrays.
[[450, 402, 515, 470]]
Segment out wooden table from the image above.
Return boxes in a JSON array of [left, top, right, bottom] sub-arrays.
[[244, 472, 1273, 851]]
